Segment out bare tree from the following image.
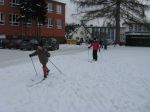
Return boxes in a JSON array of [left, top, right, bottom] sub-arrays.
[[71, 0, 150, 44]]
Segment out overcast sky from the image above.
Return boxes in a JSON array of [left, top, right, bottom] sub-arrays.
[[56, 0, 78, 23], [57, 0, 150, 25], [57, 0, 103, 25]]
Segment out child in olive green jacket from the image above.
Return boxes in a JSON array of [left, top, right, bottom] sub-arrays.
[[29, 42, 50, 79]]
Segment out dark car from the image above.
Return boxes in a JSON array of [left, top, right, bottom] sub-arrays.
[[0, 38, 6, 48], [6, 39, 22, 49], [2, 39, 10, 48], [42, 38, 59, 51], [20, 39, 39, 50]]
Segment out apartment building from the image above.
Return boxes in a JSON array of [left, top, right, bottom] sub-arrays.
[[0, 0, 65, 43]]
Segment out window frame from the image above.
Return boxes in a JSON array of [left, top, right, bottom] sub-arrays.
[[9, 0, 19, 7], [56, 19, 62, 29], [56, 4, 62, 14], [0, 0, 4, 5], [47, 3, 54, 13], [129, 24, 133, 32], [27, 18, 32, 26], [0, 12, 4, 25], [9, 14, 19, 26], [47, 18, 53, 28]]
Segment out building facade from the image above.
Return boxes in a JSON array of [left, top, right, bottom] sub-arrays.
[[69, 25, 92, 43], [0, 0, 65, 43], [87, 26, 126, 44], [123, 22, 150, 46]]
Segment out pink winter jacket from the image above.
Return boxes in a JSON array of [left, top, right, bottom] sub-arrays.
[[89, 41, 100, 50]]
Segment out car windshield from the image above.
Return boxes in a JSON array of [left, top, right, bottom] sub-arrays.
[[22, 40, 29, 43], [30, 39, 38, 44], [51, 38, 56, 42]]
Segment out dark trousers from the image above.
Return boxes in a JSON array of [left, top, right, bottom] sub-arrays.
[[93, 50, 98, 61], [104, 44, 107, 50]]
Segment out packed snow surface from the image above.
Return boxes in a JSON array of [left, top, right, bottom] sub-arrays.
[[0, 45, 150, 112]]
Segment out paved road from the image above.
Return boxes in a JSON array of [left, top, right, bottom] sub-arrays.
[[0, 44, 88, 68]]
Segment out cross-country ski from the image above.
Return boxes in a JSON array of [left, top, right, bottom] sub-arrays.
[[28, 78, 47, 87]]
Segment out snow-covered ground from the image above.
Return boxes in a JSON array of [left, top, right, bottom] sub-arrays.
[[0, 45, 150, 112], [0, 44, 87, 68]]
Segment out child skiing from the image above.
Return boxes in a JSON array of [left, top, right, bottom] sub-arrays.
[[88, 38, 100, 61], [29, 41, 50, 79]]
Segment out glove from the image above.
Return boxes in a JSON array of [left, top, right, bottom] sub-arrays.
[[29, 54, 32, 57]]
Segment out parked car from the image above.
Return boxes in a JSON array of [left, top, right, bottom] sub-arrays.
[[20, 39, 39, 50], [0, 35, 6, 48], [1, 39, 9, 48], [6, 39, 22, 49], [42, 38, 59, 51], [0, 38, 6, 48]]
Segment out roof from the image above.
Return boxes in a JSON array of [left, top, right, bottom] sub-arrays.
[[67, 24, 92, 39], [123, 22, 150, 25], [125, 32, 150, 36], [50, 0, 66, 5], [73, 24, 91, 35]]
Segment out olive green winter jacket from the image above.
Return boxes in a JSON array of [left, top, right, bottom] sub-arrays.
[[30, 47, 49, 64]]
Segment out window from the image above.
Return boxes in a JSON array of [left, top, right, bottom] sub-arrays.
[[0, 12, 4, 25], [37, 23, 43, 27], [141, 25, 144, 31], [100, 28, 102, 32], [9, 14, 19, 25], [26, 18, 32, 26], [129, 24, 133, 31], [57, 19, 62, 29], [9, 0, 19, 6], [134, 24, 137, 32], [47, 18, 53, 28], [47, 3, 53, 12], [56, 4, 62, 14], [80, 31, 84, 35], [0, 0, 4, 5], [138, 25, 142, 32]]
